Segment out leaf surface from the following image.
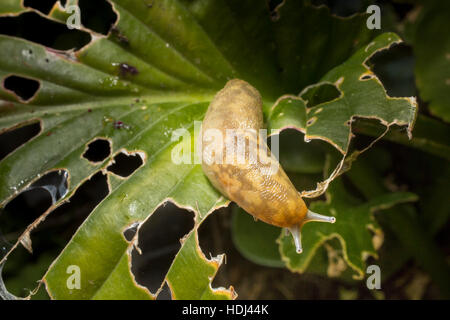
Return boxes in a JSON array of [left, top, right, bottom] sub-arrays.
[[0, 0, 417, 299]]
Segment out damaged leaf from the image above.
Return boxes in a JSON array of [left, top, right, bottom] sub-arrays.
[[410, 1, 450, 122], [166, 226, 235, 300], [0, 1, 25, 16], [0, 0, 418, 299], [278, 169, 418, 279], [269, 32, 417, 155]]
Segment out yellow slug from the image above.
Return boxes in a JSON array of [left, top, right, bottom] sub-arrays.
[[200, 79, 335, 253]]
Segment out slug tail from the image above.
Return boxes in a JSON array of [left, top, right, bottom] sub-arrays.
[[287, 224, 302, 254], [304, 209, 336, 224]]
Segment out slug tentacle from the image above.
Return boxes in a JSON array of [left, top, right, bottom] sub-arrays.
[[200, 79, 337, 254], [286, 210, 335, 254], [287, 224, 302, 254], [304, 210, 336, 224]]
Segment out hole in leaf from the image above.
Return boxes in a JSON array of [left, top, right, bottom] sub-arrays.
[[0, 121, 41, 161], [123, 222, 139, 242], [0, 188, 53, 245], [23, 0, 58, 14], [78, 0, 117, 35], [82, 138, 111, 163], [34, 171, 108, 244], [0, 228, 13, 261], [28, 170, 69, 204], [156, 282, 172, 300], [301, 83, 341, 108], [349, 117, 403, 160], [367, 44, 415, 98], [197, 207, 237, 291], [1, 172, 108, 298], [107, 152, 143, 177], [130, 202, 194, 294], [306, 118, 316, 126], [0, 11, 90, 51], [197, 207, 230, 258], [3, 75, 40, 102], [0, 169, 68, 246]]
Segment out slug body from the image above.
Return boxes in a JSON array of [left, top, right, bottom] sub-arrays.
[[201, 79, 335, 253]]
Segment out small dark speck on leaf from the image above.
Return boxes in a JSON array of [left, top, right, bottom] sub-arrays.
[[46, 131, 52, 136], [111, 27, 129, 45], [114, 120, 130, 130], [88, 108, 92, 112], [118, 63, 139, 77]]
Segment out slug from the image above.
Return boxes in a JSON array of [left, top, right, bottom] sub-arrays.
[[200, 79, 335, 253]]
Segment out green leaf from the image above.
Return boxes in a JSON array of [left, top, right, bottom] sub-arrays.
[[0, 0, 25, 16], [269, 32, 417, 154], [305, 238, 358, 282], [166, 226, 235, 300], [270, 0, 375, 93], [43, 146, 232, 299], [346, 155, 450, 298], [231, 206, 284, 268], [412, 1, 450, 122], [0, 0, 418, 299], [278, 174, 418, 279]]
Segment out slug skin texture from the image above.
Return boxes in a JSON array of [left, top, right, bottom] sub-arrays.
[[201, 79, 335, 253]]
